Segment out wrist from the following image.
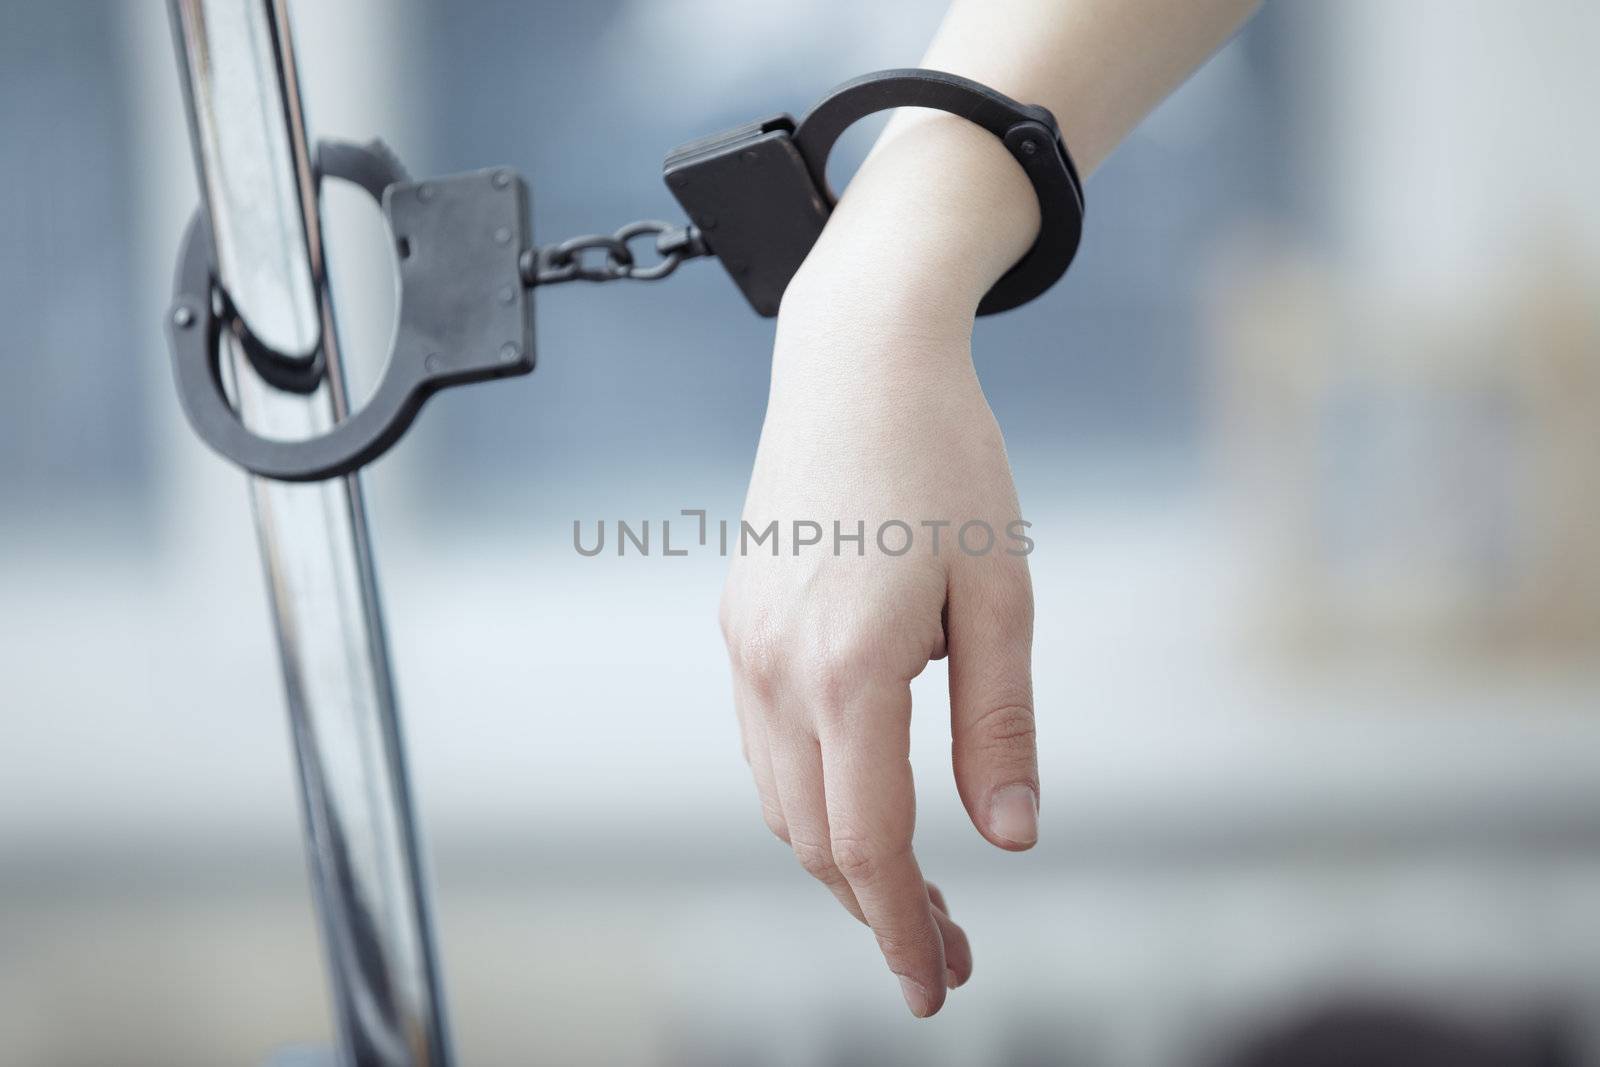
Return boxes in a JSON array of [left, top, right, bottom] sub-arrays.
[[780, 112, 1041, 329]]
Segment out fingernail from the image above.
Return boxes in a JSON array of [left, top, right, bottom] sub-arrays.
[[898, 976, 935, 1018], [945, 967, 960, 989], [989, 784, 1038, 847]]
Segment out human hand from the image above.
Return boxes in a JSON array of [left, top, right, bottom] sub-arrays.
[[719, 115, 1042, 1018]]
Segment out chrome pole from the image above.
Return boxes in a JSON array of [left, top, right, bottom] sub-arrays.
[[166, 3, 452, 1065]]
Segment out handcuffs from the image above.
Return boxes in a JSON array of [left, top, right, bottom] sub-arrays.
[[167, 69, 1085, 482]]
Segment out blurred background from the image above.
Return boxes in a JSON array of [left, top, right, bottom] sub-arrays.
[[4, 1, 1600, 1064]]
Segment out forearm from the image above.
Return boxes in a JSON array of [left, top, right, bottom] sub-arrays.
[[921, 0, 1263, 178], [784, 0, 1262, 326]]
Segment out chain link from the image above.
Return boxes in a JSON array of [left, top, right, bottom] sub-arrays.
[[522, 220, 709, 287]]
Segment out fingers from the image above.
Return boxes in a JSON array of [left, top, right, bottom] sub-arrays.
[[767, 722, 866, 923], [818, 681, 948, 1018], [768, 705, 974, 998], [946, 562, 1039, 850], [726, 600, 969, 1017], [769, 723, 975, 992]]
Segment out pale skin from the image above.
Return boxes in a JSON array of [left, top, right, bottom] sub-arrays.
[[720, 0, 1264, 1017]]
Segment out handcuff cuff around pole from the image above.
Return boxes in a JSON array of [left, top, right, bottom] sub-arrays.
[[166, 69, 1085, 483]]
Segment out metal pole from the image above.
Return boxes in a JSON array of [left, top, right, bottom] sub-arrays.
[[166, 3, 452, 1065]]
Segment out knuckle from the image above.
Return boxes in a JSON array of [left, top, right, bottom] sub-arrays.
[[797, 636, 879, 713], [790, 837, 842, 883], [727, 626, 783, 692], [726, 601, 927, 715], [831, 834, 897, 885], [965, 702, 1038, 753]]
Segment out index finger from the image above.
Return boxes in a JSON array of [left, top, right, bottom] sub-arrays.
[[817, 680, 947, 1018]]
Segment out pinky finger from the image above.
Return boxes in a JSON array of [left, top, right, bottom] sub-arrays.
[[929, 893, 972, 988]]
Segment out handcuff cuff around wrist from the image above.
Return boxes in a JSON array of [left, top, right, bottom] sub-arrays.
[[167, 68, 1085, 483]]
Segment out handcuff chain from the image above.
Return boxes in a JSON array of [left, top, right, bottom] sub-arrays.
[[522, 219, 710, 286]]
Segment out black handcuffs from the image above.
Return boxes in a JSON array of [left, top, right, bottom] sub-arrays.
[[167, 69, 1085, 482], [666, 68, 1084, 317]]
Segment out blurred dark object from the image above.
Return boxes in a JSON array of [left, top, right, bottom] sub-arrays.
[[1216, 999, 1579, 1067]]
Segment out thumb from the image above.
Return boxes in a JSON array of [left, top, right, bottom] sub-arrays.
[[946, 560, 1038, 851]]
